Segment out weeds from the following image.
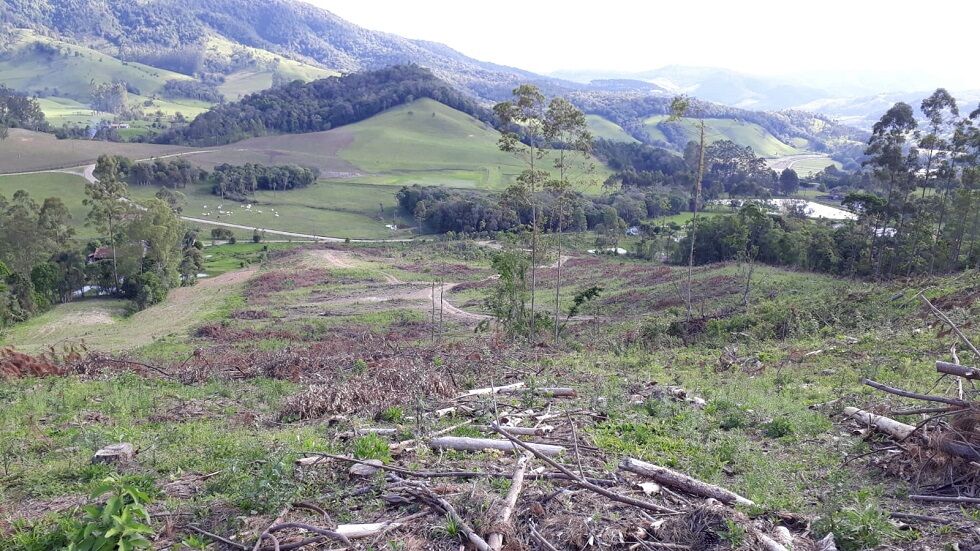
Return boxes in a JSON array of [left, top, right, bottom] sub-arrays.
[[353, 434, 392, 462]]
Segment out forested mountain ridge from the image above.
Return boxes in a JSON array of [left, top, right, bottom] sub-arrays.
[[0, 0, 571, 100], [155, 65, 494, 146]]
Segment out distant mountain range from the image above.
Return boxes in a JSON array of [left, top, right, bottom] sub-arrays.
[[552, 67, 980, 129], [0, 0, 868, 155]]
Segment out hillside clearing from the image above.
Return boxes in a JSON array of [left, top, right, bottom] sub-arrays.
[[643, 115, 803, 157]]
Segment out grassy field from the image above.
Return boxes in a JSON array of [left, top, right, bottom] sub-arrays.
[[129, 180, 414, 239], [205, 36, 337, 100], [0, 172, 98, 238], [0, 129, 190, 173], [0, 240, 974, 550], [1, 263, 254, 354], [586, 114, 639, 143], [643, 115, 803, 158], [337, 98, 611, 190]]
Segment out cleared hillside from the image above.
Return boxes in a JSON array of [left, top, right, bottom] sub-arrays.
[[0, 29, 192, 100], [586, 114, 639, 143], [643, 115, 803, 157]]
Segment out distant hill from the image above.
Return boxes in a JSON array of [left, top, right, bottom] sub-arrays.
[[156, 65, 494, 146]]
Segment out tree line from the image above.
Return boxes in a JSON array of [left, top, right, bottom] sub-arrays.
[[0, 85, 48, 139], [97, 156, 320, 201]]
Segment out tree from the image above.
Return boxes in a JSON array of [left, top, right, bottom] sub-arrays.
[[668, 95, 707, 322], [778, 168, 800, 195], [494, 84, 548, 339], [544, 97, 593, 344], [863, 102, 917, 278], [85, 155, 131, 293]]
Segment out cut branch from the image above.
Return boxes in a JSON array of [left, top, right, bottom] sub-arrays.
[[861, 378, 971, 408], [619, 458, 755, 507], [490, 424, 679, 514], [936, 361, 980, 380], [429, 436, 565, 456], [487, 451, 533, 550]]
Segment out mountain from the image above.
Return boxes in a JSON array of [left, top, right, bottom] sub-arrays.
[[0, 0, 575, 101], [553, 66, 829, 111]]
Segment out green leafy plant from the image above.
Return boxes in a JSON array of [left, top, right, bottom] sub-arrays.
[[379, 406, 405, 424], [763, 418, 795, 438], [815, 490, 903, 551], [717, 518, 745, 547], [68, 474, 154, 551], [353, 433, 391, 462]]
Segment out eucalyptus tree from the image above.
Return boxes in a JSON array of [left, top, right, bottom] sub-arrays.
[[668, 95, 706, 321], [544, 97, 594, 343], [85, 155, 132, 293], [864, 102, 917, 278], [494, 85, 548, 339], [919, 89, 960, 273]]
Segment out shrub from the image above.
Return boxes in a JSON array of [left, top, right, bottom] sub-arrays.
[[763, 418, 795, 438]]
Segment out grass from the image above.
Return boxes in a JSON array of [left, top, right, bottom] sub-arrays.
[[0, 240, 975, 549], [1, 270, 252, 354], [0, 29, 191, 100], [337, 98, 611, 191], [643, 115, 803, 158], [0, 173, 97, 238], [586, 114, 639, 143], [0, 129, 189, 174], [205, 35, 337, 100], [129, 180, 415, 239]]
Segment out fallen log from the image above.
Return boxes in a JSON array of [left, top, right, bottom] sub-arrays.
[[936, 361, 980, 380], [909, 494, 980, 505], [845, 408, 980, 462], [618, 458, 755, 507], [473, 424, 554, 436], [458, 382, 524, 398], [500, 386, 578, 398], [429, 436, 565, 456], [487, 452, 533, 550], [843, 407, 916, 440]]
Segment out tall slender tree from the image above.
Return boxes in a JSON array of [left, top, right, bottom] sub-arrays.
[[85, 155, 131, 294], [495, 85, 548, 339], [919, 89, 960, 273], [668, 96, 706, 322], [544, 97, 594, 344], [863, 102, 917, 278]]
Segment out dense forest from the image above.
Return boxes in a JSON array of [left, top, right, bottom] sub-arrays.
[[155, 65, 494, 145], [396, 184, 685, 238]]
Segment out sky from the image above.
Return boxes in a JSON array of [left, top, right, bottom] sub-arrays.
[[309, 0, 980, 91]]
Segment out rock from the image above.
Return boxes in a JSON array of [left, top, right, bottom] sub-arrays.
[[349, 459, 383, 477], [92, 443, 135, 464], [637, 482, 661, 495]]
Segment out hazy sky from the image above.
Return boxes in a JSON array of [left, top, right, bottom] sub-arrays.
[[309, 0, 980, 90]]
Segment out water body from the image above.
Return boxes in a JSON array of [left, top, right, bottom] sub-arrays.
[[714, 199, 857, 221]]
